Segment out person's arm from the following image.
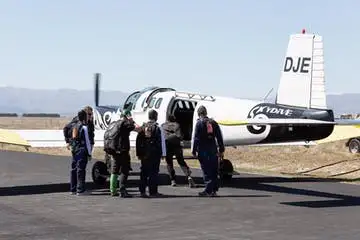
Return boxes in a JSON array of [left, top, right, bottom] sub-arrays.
[[135, 128, 145, 158], [88, 122, 95, 145], [175, 123, 183, 140], [124, 120, 136, 132], [82, 126, 92, 156], [214, 121, 225, 154], [192, 120, 201, 156], [63, 124, 70, 143], [159, 126, 167, 157], [72, 126, 78, 139]]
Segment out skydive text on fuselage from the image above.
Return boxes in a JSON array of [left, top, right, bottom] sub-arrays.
[[250, 105, 293, 117]]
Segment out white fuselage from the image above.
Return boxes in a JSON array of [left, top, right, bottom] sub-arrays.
[[93, 87, 272, 148]]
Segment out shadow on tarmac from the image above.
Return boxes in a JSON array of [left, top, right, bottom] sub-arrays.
[[1, 171, 360, 208]]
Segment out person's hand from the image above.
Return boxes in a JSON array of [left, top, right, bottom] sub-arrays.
[[218, 152, 224, 160], [192, 151, 197, 158], [88, 155, 92, 161], [66, 143, 70, 150]]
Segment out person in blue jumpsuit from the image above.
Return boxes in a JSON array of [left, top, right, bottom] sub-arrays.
[[192, 105, 225, 197], [70, 110, 93, 196]]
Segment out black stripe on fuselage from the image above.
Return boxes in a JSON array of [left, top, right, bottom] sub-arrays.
[[246, 103, 334, 143]]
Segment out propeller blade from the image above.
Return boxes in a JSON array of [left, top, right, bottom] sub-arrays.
[[94, 73, 100, 107]]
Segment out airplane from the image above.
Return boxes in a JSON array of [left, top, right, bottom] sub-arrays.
[[4, 28, 360, 185]]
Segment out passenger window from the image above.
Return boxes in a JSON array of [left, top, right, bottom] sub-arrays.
[[155, 98, 163, 109], [148, 97, 156, 108], [141, 98, 146, 108]]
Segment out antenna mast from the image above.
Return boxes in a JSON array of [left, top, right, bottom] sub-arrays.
[[263, 88, 273, 102]]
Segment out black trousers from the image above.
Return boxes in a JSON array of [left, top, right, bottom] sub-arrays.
[[165, 144, 191, 181], [111, 151, 131, 192], [139, 155, 161, 195]]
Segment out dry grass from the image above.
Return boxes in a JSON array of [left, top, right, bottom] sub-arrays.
[[1, 117, 360, 181]]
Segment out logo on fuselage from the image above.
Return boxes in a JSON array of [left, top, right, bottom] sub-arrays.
[[93, 107, 121, 130], [247, 103, 294, 134]]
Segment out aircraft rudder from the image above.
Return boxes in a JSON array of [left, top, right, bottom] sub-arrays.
[[275, 29, 327, 110]]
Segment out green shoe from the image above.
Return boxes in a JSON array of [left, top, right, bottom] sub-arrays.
[[110, 174, 118, 195]]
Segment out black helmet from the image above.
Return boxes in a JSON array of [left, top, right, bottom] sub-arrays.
[[148, 109, 158, 120], [78, 109, 87, 122], [197, 105, 207, 116]]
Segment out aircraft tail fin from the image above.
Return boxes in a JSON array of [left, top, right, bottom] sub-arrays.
[[275, 29, 326, 109]]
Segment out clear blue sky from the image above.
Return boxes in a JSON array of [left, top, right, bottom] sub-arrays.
[[1, 0, 359, 99]]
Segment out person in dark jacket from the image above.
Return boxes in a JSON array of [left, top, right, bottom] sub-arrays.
[[161, 114, 195, 187], [136, 109, 166, 198], [109, 110, 141, 197], [192, 105, 224, 197], [64, 106, 95, 149]]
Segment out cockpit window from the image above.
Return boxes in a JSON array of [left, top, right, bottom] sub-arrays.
[[123, 91, 140, 111]]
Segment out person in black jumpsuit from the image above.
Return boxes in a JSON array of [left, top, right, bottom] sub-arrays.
[[109, 110, 140, 198], [136, 110, 166, 198], [161, 114, 195, 187]]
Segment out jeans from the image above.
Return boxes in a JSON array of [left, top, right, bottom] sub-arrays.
[[70, 149, 88, 193]]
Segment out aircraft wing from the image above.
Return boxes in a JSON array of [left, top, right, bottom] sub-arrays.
[[2, 129, 108, 148], [0, 129, 32, 149], [315, 125, 360, 144], [2, 119, 360, 149], [218, 118, 360, 145]]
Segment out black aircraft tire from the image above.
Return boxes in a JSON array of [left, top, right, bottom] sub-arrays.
[[92, 161, 108, 186], [219, 159, 234, 182], [348, 138, 360, 154]]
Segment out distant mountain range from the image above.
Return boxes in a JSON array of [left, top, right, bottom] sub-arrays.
[[0, 86, 358, 117]]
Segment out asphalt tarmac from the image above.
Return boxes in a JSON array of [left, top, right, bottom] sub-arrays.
[[1, 150, 360, 240]]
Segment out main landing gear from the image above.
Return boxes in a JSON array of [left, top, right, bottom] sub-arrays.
[[347, 138, 360, 154], [91, 154, 235, 185], [91, 153, 111, 186], [219, 159, 234, 183]]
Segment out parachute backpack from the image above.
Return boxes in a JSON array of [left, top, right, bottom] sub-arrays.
[[63, 118, 78, 143], [140, 121, 162, 158], [203, 118, 215, 139], [143, 121, 158, 143], [103, 120, 123, 155], [70, 122, 86, 152]]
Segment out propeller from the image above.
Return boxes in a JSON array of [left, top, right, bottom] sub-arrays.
[[94, 73, 100, 107]]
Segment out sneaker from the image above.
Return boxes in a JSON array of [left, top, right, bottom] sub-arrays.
[[198, 191, 211, 197], [76, 191, 91, 196], [149, 192, 163, 198], [171, 180, 176, 187], [188, 177, 195, 188], [211, 192, 218, 197], [120, 190, 132, 198], [70, 192, 76, 195], [111, 192, 119, 197], [140, 192, 148, 198]]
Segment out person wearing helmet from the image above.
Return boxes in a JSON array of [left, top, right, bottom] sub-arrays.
[[136, 109, 166, 198], [70, 109, 93, 195], [108, 109, 141, 198], [192, 105, 224, 197], [161, 114, 195, 187]]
